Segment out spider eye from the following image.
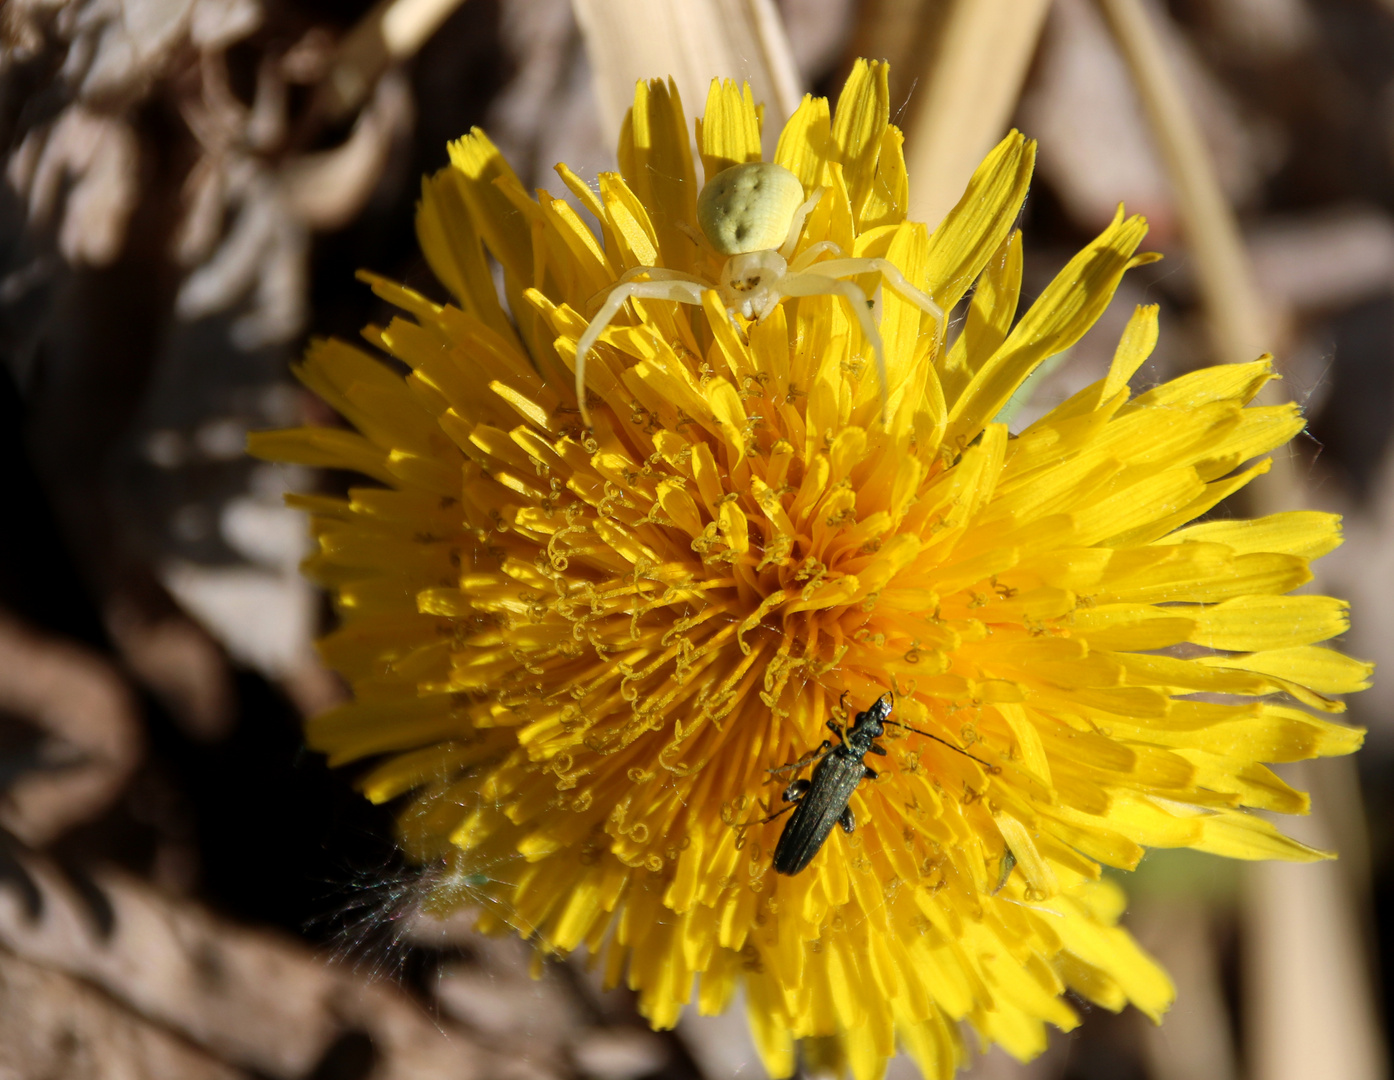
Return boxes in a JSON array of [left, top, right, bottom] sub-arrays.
[[697, 162, 806, 256]]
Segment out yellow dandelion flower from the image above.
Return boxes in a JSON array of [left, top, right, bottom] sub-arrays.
[[251, 60, 1370, 1080]]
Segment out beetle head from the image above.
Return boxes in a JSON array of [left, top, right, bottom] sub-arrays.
[[854, 692, 894, 732]]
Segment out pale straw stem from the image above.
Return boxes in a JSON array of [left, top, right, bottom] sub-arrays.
[[1098, 8, 1386, 1079], [1096, 0, 1300, 515], [573, 0, 802, 156], [1096, 0, 1278, 370], [904, 0, 1052, 229]]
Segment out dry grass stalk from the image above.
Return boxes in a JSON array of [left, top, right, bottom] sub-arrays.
[[1095, 9, 1383, 1073], [572, 0, 803, 150], [903, 0, 1052, 228], [1242, 760, 1388, 1080], [1095, 0, 1277, 370]]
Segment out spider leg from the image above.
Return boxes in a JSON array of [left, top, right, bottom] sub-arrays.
[[865, 258, 945, 343], [778, 186, 826, 260], [787, 240, 845, 273], [777, 274, 888, 423], [583, 268, 706, 318], [574, 278, 707, 427], [611, 267, 707, 292], [802, 258, 945, 340]]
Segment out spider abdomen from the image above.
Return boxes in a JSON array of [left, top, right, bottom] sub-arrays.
[[697, 162, 807, 256]]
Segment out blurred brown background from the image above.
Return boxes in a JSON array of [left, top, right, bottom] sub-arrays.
[[1, 0, 1392, 1078]]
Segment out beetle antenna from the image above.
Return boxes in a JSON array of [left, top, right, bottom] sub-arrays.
[[882, 719, 1000, 774]]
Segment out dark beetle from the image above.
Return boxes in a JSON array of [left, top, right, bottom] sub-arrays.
[[767, 693, 991, 876]]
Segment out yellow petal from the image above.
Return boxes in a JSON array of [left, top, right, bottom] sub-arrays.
[[831, 58, 890, 223], [618, 78, 698, 274], [416, 169, 520, 346], [697, 78, 763, 182], [1185, 806, 1330, 861], [1189, 594, 1349, 651], [859, 124, 910, 231], [247, 427, 394, 486], [940, 228, 1023, 405], [946, 206, 1149, 447], [774, 93, 834, 192], [924, 132, 1035, 322], [1156, 510, 1343, 559], [1200, 646, 1374, 695], [447, 128, 535, 286]]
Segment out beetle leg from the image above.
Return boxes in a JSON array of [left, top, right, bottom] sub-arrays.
[[838, 805, 855, 834], [863, 766, 879, 781], [760, 802, 797, 824], [768, 740, 832, 776], [781, 778, 811, 804], [869, 742, 887, 756], [760, 778, 811, 824]]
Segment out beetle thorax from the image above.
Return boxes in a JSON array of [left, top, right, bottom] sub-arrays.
[[719, 250, 787, 321], [845, 716, 884, 754]]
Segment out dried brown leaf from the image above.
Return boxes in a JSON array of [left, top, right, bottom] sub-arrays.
[[0, 854, 527, 1080], [0, 950, 248, 1080], [0, 613, 142, 847]]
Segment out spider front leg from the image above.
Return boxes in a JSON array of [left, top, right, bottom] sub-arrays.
[[787, 241, 845, 273], [805, 257, 945, 342], [777, 187, 827, 260], [600, 266, 708, 297], [574, 276, 708, 427], [783, 257, 946, 424], [776, 274, 889, 422]]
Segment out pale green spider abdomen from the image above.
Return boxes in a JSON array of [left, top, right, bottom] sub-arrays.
[[696, 162, 807, 255]]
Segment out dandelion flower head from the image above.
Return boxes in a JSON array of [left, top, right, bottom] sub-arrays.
[[252, 60, 1369, 1080]]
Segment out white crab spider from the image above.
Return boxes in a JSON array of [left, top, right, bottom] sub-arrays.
[[573, 161, 944, 426]]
